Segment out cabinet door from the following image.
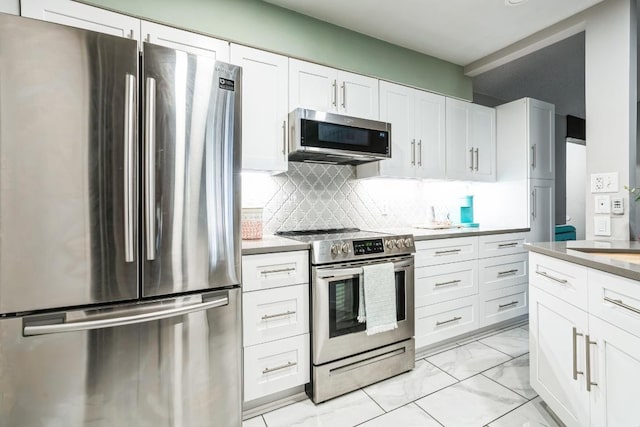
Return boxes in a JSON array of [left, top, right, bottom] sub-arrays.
[[469, 103, 496, 181], [445, 97, 472, 180], [529, 287, 590, 427], [231, 44, 288, 173], [289, 59, 337, 113], [376, 81, 415, 177], [414, 91, 446, 179], [530, 178, 554, 243], [21, 0, 140, 41], [589, 316, 640, 427], [529, 98, 555, 180], [141, 21, 229, 61], [337, 70, 379, 120]]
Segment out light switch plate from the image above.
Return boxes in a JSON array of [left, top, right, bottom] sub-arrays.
[[594, 216, 611, 236], [595, 195, 611, 213], [612, 197, 624, 214]]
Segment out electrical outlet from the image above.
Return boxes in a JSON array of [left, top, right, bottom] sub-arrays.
[[594, 216, 611, 236], [591, 172, 619, 193], [595, 195, 611, 213]]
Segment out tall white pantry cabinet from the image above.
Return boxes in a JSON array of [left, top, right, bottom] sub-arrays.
[[495, 98, 555, 243]]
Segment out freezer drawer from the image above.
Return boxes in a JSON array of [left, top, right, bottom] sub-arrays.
[[0, 288, 241, 427]]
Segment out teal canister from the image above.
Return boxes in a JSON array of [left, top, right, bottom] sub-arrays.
[[459, 195, 477, 227]]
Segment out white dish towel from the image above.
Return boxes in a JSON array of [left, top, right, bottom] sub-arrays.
[[361, 262, 398, 335]]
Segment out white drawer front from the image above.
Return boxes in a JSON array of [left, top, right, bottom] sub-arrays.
[[415, 295, 479, 349], [415, 260, 478, 306], [529, 252, 588, 309], [243, 284, 309, 346], [479, 253, 528, 292], [480, 284, 528, 327], [478, 232, 527, 258], [243, 334, 310, 402], [242, 251, 309, 292], [415, 237, 478, 267], [588, 269, 640, 338]]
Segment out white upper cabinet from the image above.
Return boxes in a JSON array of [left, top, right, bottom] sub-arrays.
[[230, 44, 288, 173], [289, 58, 378, 120], [357, 81, 445, 179], [446, 98, 496, 181], [21, 0, 140, 42], [141, 21, 229, 62], [528, 98, 555, 180]]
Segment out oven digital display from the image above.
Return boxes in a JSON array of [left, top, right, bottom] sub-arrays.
[[353, 239, 384, 255]]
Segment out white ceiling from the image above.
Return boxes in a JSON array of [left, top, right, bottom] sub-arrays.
[[263, 0, 602, 66]]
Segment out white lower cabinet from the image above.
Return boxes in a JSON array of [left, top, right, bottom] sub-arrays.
[[242, 250, 310, 404], [415, 295, 479, 349], [480, 284, 528, 327], [529, 253, 640, 427]]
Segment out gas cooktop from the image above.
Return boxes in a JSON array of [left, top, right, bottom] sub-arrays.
[[276, 228, 415, 264]]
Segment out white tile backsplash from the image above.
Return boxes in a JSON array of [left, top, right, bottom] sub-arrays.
[[242, 163, 486, 234]]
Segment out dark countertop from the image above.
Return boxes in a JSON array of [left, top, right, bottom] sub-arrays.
[[525, 240, 640, 281], [242, 227, 530, 255]]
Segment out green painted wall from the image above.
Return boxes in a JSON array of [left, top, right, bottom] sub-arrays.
[[84, 0, 472, 99]]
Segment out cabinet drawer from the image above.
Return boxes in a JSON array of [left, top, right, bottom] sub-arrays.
[[415, 295, 479, 349], [588, 269, 640, 338], [529, 252, 588, 309], [243, 334, 310, 402], [242, 251, 309, 292], [415, 237, 478, 267], [479, 253, 528, 292], [480, 284, 528, 327], [415, 260, 478, 306], [243, 284, 309, 346], [479, 233, 527, 258]]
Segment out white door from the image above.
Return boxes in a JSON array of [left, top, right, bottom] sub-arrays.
[[21, 0, 140, 41], [529, 287, 590, 427], [414, 90, 446, 179], [289, 59, 337, 113], [529, 98, 555, 180], [337, 71, 378, 120], [141, 21, 229, 61], [230, 44, 288, 173], [469, 103, 496, 181], [378, 81, 414, 178], [589, 316, 640, 427], [530, 178, 554, 243], [445, 98, 472, 180]]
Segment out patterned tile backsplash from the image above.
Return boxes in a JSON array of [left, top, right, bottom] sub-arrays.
[[242, 163, 498, 234]]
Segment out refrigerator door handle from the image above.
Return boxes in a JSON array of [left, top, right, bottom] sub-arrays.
[[145, 76, 157, 260], [123, 73, 136, 263], [23, 293, 229, 336]]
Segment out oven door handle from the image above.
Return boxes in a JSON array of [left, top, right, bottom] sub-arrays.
[[317, 267, 364, 280]]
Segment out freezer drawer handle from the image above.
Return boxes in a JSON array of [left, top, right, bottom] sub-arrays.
[[261, 310, 296, 321], [262, 361, 296, 375], [535, 270, 567, 285], [604, 296, 640, 316], [436, 316, 462, 326], [23, 295, 229, 336]]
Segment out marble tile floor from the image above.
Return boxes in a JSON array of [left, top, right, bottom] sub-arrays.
[[243, 323, 563, 427]]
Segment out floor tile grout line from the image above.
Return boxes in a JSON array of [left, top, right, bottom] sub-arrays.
[[482, 396, 534, 427], [360, 387, 388, 415], [479, 371, 535, 401], [472, 339, 522, 359], [413, 401, 447, 427]]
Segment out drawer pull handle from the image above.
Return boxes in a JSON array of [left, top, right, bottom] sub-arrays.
[[497, 269, 519, 277], [604, 297, 640, 316], [435, 279, 461, 288], [498, 301, 519, 309], [261, 310, 296, 321], [435, 249, 462, 256], [585, 335, 598, 392], [535, 270, 568, 284], [572, 327, 584, 380], [260, 267, 296, 276], [436, 316, 462, 326], [498, 242, 518, 248], [262, 361, 296, 375]]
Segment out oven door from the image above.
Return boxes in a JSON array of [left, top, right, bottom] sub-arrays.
[[312, 256, 414, 365]]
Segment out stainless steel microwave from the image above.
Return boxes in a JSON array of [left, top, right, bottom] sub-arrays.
[[288, 108, 391, 165]]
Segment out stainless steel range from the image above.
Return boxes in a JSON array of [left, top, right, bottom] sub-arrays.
[[276, 228, 416, 403]]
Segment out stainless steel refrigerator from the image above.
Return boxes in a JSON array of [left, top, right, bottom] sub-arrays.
[[0, 13, 242, 427]]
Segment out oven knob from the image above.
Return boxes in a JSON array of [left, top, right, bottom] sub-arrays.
[[385, 239, 394, 250], [331, 244, 340, 255], [404, 238, 413, 247], [342, 243, 351, 254]]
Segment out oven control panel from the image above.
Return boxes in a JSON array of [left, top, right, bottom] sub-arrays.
[[323, 235, 414, 263]]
